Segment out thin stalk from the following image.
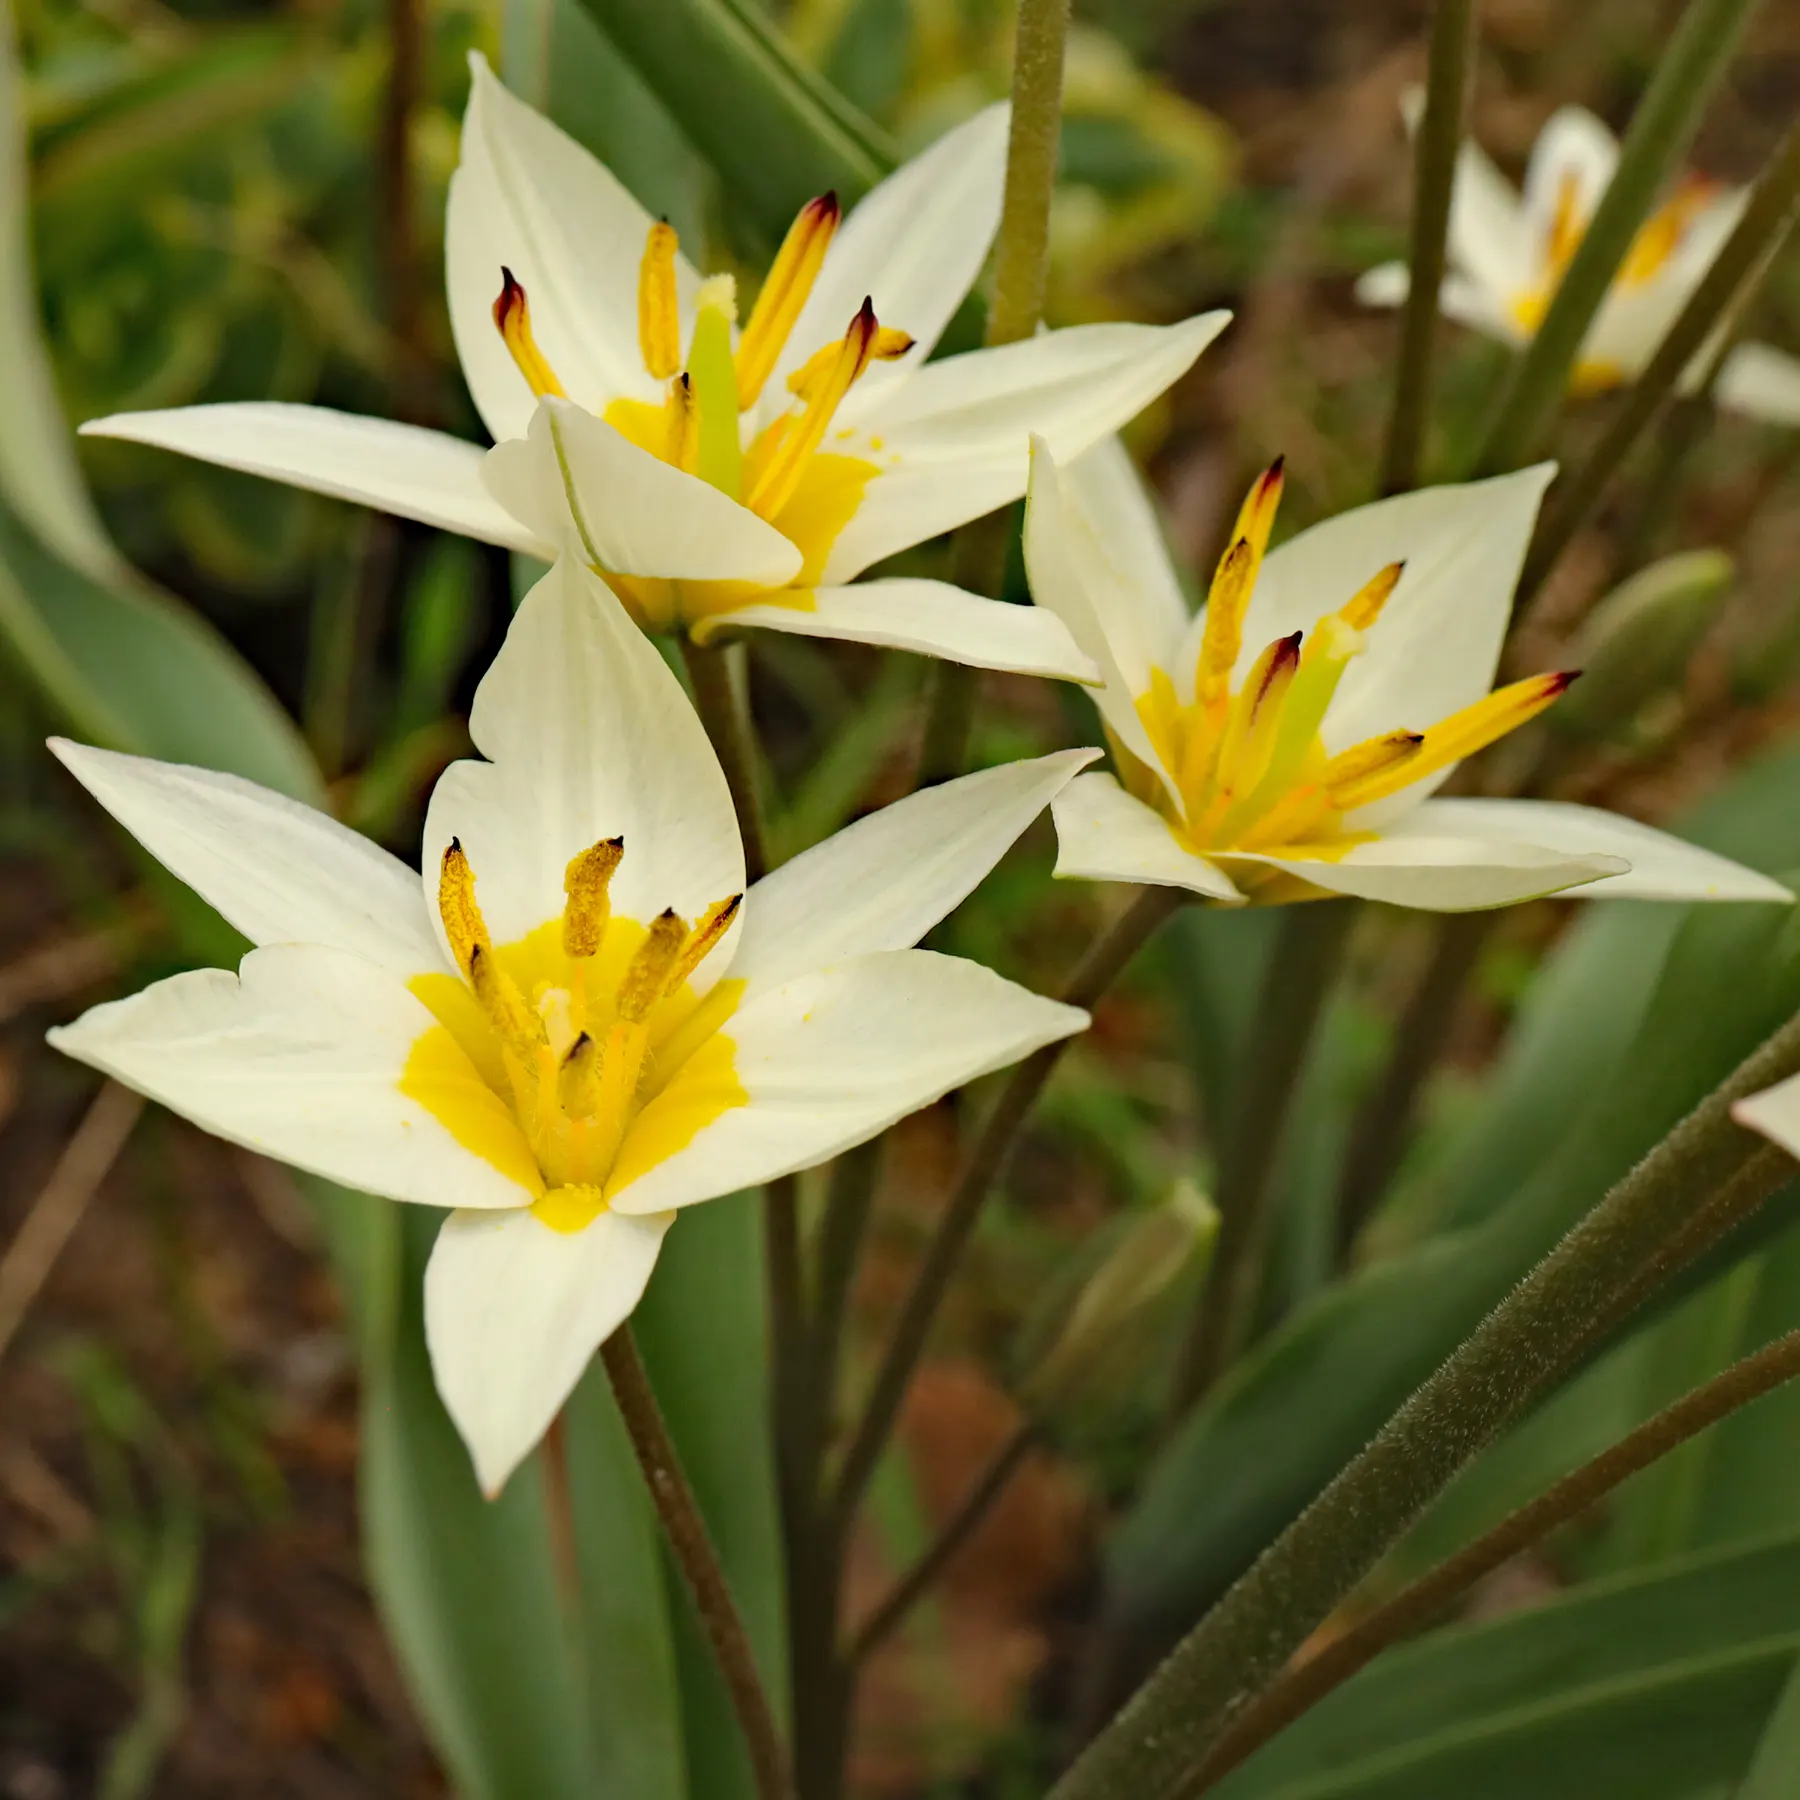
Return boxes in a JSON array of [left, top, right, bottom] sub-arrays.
[[1184, 1311, 1800, 1796], [913, 0, 1070, 784], [1170, 902, 1356, 1411], [602, 1327, 793, 1800], [812, 1141, 883, 1447], [849, 1418, 1041, 1664], [1471, 0, 1766, 477], [1334, 911, 1495, 1264], [1519, 117, 1800, 597], [1047, 1003, 1800, 1800], [683, 637, 770, 882], [379, 0, 425, 418], [1379, 0, 1478, 496], [832, 883, 1185, 1533]]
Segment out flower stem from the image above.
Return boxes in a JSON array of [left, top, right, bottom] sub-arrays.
[[913, 0, 1070, 785], [1048, 1005, 1800, 1800], [832, 883, 1184, 1533], [849, 1417, 1041, 1663], [1379, 0, 1477, 497], [601, 1326, 793, 1800], [1518, 116, 1800, 598], [1169, 901, 1356, 1413], [1470, 0, 1766, 478], [1185, 1280, 1800, 1797], [683, 636, 770, 882]]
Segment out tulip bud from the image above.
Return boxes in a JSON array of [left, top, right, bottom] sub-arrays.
[[1021, 1181, 1219, 1412], [1553, 550, 1731, 742]]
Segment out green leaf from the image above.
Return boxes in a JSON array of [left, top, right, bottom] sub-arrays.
[[1214, 1535, 1800, 1799], [569, 0, 895, 238], [1740, 1649, 1800, 1800]]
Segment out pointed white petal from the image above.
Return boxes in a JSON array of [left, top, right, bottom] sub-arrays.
[[481, 399, 803, 584], [49, 945, 537, 1208], [1733, 1072, 1800, 1163], [425, 1204, 670, 1495], [80, 404, 551, 555], [1222, 832, 1626, 912], [50, 740, 440, 977], [698, 579, 1100, 680], [1401, 799, 1794, 902], [1050, 771, 1241, 900], [1060, 435, 1192, 652], [1356, 261, 1411, 308], [731, 749, 1099, 990], [422, 560, 743, 950], [1716, 341, 1800, 427], [609, 950, 1086, 1214], [1023, 438, 1186, 780], [768, 104, 1010, 418], [825, 311, 1230, 582], [1447, 137, 1534, 301], [446, 53, 692, 442], [1521, 106, 1618, 273], [1353, 264, 1524, 343]]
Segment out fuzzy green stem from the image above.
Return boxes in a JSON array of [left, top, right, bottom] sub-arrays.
[[1380, 0, 1477, 496], [602, 1327, 793, 1800], [1518, 116, 1800, 597], [1170, 902, 1356, 1411], [1471, 0, 1766, 477], [1049, 1005, 1800, 1800], [833, 883, 1184, 1533], [683, 636, 770, 883], [1184, 1265, 1800, 1797]]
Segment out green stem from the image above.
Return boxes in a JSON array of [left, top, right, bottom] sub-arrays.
[[683, 636, 770, 882], [1379, 0, 1477, 496], [1185, 1291, 1800, 1797], [1048, 1005, 1800, 1800], [1170, 902, 1356, 1411], [812, 1141, 882, 1445], [601, 1327, 793, 1800], [913, 0, 1070, 784], [1471, 0, 1766, 477], [1518, 116, 1800, 598], [832, 883, 1184, 1533]]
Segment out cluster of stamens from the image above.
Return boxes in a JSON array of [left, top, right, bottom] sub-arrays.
[[1139, 459, 1575, 859], [491, 193, 912, 526], [437, 836, 740, 1193]]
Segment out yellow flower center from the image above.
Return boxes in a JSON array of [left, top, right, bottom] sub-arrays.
[[1507, 171, 1721, 391], [1129, 460, 1574, 886], [492, 197, 914, 632], [401, 836, 747, 1233]]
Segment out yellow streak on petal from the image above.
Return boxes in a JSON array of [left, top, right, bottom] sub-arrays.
[[399, 1013, 545, 1198], [605, 1029, 747, 1202]]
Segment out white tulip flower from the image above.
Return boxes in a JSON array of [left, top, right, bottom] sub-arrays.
[[1024, 437, 1791, 911], [48, 559, 1094, 1494], [1732, 1078, 1800, 1167], [1356, 104, 1800, 424], [80, 55, 1231, 682]]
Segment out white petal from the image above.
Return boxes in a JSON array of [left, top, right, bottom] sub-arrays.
[[422, 560, 743, 952], [1445, 139, 1534, 301], [825, 311, 1230, 582], [1050, 771, 1241, 901], [698, 579, 1100, 680], [481, 399, 803, 584], [1401, 799, 1795, 903], [730, 748, 1099, 990], [49, 945, 537, 1208], [1222, 832, 1626, 912], [425, 1204, 670, 1495], [768, 104, 1010, 420], [1352, 264, 1525, 344], [1716, 341, 1800, 427], [446, 53, 692, 442], [1521, 106, 1618, 278], [79, 404, 550, 555], [609, 950, 1086, 1214], [1023, 438, 1186, 780], [50, 740, 440, 977], [1355, 261, 1410, 308], [1733, 1073, 1800, 1163], [1211, 464, 1556, 801], [1059, 435, 1192, 654]]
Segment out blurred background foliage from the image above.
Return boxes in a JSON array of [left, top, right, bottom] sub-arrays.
[[11, 0, 1800, 1795]]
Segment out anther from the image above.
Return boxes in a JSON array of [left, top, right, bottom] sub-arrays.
[[469, 944, 548, 1062], [1322, 730, 1426, 809], [439, 839, 491, 976], [638, 222, 683, 381], [736, 192, 841, 410], [668, 894, 742, 992], [563, 837, 625, 958], [666, 374, 698, 472], [746, 298, 879, 519], [1339, 561, 1405, 633], [493, 269, 568, 400], [558, 1030, 600, 1117], [618, 910, 689, 1022]]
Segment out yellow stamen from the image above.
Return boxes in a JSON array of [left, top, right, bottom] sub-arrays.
[[1194, 459, 1283, 713], [669, 894, 742, 992], [1620, 177, 1717, 288], [1338, 561, 1404, 632], [638, 222, 683, 381], [439, 839, 490, 975], [492, 269, 567, 400], [1546, 168, 1585, 279], [666, 373, 698, 472], [736, 193, 841, 410], [563, 837, 625, 958], [1322, 730, 1426, 809], [559, 1030, 599, 1116], [745, 298, 879, 519], [1199, 632, 1301, 833], [785, 324, 913, 401], [619, 909, 690, 1022], [468, 944, 547, 1063]]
